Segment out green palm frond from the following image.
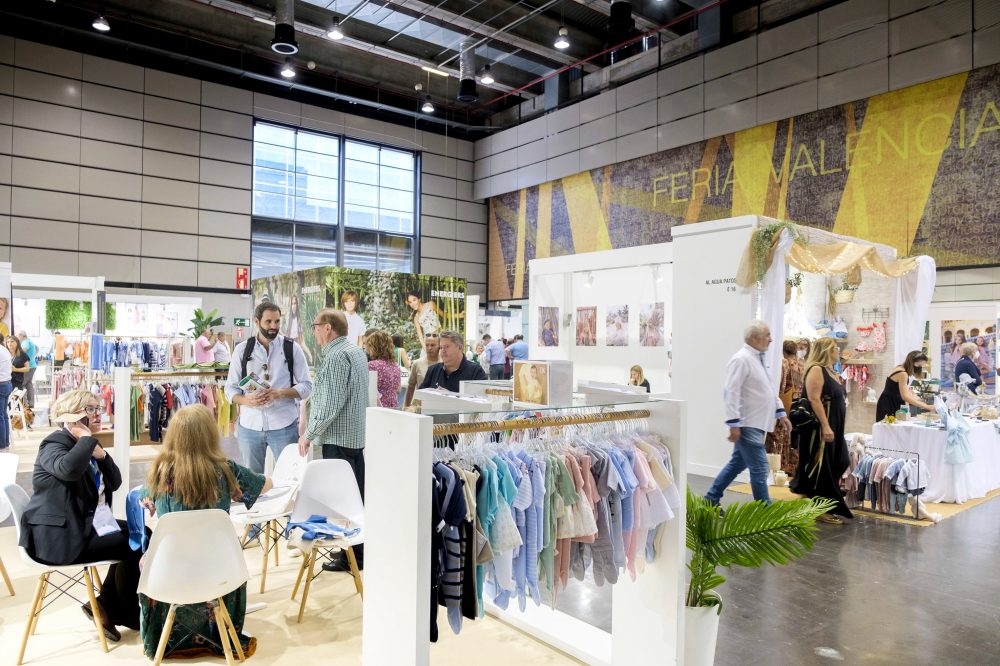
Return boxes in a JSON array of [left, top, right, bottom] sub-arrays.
[[189, 308, 225, 336], [686, 488, 836, 611]]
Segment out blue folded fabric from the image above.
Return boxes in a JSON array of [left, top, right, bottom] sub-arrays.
[[286, 514, 361, 540]]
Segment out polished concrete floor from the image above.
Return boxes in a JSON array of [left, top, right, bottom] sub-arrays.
[[551, 474, 1000, 665], [9, 441, 1000, 665]]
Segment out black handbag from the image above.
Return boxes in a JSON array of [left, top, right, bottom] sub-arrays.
[[788, 397, 818, 429]]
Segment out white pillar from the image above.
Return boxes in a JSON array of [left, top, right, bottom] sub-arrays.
[[111, 366, 131, 518]]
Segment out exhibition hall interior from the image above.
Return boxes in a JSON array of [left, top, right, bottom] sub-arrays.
[[0, 0, 999, 664]]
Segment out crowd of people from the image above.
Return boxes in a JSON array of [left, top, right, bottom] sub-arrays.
[[470, 333, 528, 380]]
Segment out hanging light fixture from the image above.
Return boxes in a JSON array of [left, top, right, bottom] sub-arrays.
[[480, 64, 495, 85], [554, 26, 569, 49], [92, 15, 111, 31], [280, 58, 296, 78], [421, 95, 435, 113], [270, 0, 299, 54], [327, 19, 344, 40]]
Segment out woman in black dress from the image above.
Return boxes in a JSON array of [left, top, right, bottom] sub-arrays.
[[6, 336, 30, 389], [875, 351, 933, 422], [790, 337, 853, 524]]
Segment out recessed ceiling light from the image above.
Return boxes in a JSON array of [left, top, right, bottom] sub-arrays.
[[92, 15, 111, 32], [280, 58, 296, 78], [327, 20, 344, 40], [480, 64, 495, 85], [554, 26, 569, 49]]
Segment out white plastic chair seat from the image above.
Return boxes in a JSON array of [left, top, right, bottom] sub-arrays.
[[293, 529, 365, 551], [139, 509, 248, 605]]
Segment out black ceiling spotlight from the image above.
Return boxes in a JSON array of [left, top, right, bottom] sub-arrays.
[[270, 0, 298, 55], [457, 38, 478, 103]]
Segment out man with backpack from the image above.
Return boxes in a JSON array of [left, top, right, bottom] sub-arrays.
[[225, 302, 313, 473]]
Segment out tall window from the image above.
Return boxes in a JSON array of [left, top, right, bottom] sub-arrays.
[[251, 122, 418, 279]]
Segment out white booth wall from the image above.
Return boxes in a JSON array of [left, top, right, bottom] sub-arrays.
[[528, 243, 673, 393]]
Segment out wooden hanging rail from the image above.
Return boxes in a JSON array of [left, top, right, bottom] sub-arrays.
[[95, 369, 229, 382], [484, 388, 513, 396], [432, 408, 651, 436]]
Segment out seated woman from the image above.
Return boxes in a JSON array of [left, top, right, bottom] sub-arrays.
[[140, 404, 272, 660], [18, 389, 141, 641], [628, 365, 651, 392], [954, 341, 983, 392]]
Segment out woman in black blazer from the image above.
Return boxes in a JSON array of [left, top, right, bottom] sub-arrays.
[[19, 389, 141, 641]]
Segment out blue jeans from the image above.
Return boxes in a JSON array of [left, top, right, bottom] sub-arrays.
[[0, 381, 11, 448], [706, 427, 770, 504], [489, 364, 505, 380], [237, 421, 299, 474]]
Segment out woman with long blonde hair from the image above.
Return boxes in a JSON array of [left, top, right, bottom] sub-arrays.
[[140, 404, 273, 659], [790, 337, 853, 524]]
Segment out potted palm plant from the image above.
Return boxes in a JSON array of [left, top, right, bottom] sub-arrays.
[[685, 489, 835, 666], [189, 308, 224, 337]]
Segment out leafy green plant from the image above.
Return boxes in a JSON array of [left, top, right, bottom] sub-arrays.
[[686, 488, 835, 613], [189, 308, 224, 336], [45, 300, 116, 331], [786, 272, 803, 289], [749, 221, 801, 285]]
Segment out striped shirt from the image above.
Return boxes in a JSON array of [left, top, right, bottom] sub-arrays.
[[304, 337, 369, 450]]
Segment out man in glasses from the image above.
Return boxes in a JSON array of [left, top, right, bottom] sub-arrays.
[[225, 302, 313, 474], [299, 308, 369, 572], [403, 332, 440, 408]]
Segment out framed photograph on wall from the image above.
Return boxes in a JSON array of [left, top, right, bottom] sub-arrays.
[[538, 306, 560, 346], [576, 306, 596, 346], [640, 303, 665, 347], [606, 304, 629, 347]]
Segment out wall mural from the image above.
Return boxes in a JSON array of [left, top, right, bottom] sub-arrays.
[[489, 64, 1000, 300]]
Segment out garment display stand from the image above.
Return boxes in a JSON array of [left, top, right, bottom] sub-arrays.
[[362, 398, 688, 666]]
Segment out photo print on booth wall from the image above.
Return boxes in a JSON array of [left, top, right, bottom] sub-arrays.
[[576, 307, 597, 346], [538, 307, 560, 347], [606, 305, 629, 347], [640, 303, 665, 347]]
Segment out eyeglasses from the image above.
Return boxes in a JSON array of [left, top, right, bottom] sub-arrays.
[[311, 321, 329, 329], [84, 406, 104, 415], [424, 333, 439, 339]]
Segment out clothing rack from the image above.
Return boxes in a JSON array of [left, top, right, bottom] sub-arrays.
[[847, 443, 922, 519], [95, 370, 228, 381], [432, 408, 652, 437], [484, 388, 513, 397], [363, 400, 688, 666]]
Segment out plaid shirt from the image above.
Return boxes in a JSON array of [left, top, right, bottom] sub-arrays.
[[304, 337, 369, 449]]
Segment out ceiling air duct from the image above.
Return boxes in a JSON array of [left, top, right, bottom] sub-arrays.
[[271, 0, 298, 55], [457, 38, 478, 103], [608, 1, 636, 39]]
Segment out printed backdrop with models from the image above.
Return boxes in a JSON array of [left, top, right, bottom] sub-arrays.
[[940, 320, 996, 392], [489, 64, 1000, 299], [252, 267, 467, 360]]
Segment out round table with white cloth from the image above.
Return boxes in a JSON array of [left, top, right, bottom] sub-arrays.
[[871, 420, 1000, 503]]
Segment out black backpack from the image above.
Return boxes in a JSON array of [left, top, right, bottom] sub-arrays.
[[239, 336, 296, 387]]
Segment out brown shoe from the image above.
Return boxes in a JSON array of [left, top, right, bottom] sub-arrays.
[[81, 601, 121, 642]]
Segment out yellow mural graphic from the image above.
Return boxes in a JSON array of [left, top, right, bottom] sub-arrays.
[[833, 73, 968, 254]]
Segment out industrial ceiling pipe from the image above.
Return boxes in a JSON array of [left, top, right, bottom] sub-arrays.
[[271, 0, 298, 54], [457, 38, 478, 102]]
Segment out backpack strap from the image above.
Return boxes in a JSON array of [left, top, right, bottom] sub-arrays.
[[239, 337, 256, 381], [284, 337, 296, 388]]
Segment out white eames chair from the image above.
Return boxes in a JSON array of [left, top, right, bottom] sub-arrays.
[[3, 483, 119, 665], [230, 444, 311, 592], [138, 508, 249, 666], [289, 459, 364, 623], [0, 452, 18, 595]]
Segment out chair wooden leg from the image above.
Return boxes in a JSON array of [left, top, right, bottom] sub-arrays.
[[291, 550, 310, 601], [218, 600, 246, 662], [213, 603, 236, 666], [272, 521, 279, 567], [297, 550, 317, 623], [259, 521, 270, 594], [83, 567, 109, 654], [17, 574, 46, 666], [240, 524, 252, 547], [0, 554, 14, 596], [30, 576, 49, 634], [152, 604, 177, 666], [90, 566, 103, 593], [346, 546, 363, 599]]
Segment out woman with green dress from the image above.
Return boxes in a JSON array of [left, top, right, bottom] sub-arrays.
[[140, 404, 273, 660]]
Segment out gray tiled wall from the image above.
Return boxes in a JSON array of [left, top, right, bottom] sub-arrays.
[[0, 37, 487, 298], [473, 0, 1000, 200]]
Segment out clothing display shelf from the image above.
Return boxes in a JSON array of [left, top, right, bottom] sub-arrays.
[[849, 444, 922, 519], [363, 398, 688, 666], [862, 307, 890, 322]]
